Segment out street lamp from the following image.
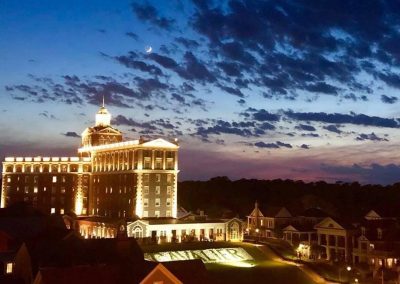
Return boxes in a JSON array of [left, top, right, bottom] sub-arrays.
[[255, 228, 260, 243], [339, 265, 351, 282]]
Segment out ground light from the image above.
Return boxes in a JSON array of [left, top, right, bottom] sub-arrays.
[[221, 261, 256, 268]]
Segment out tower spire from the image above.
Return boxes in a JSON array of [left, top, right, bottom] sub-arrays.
[[102, 95, 105, 108]]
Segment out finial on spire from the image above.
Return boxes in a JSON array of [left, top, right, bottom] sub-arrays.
[[102, 95, 105, 108]]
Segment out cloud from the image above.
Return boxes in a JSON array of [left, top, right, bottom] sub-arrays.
[[241, 108, 281, 122], [62, 132, 80, 138], [285, 111, 400, 128], [125, 32, 139, 40], [381, 94, 398, 104], [131, 2, 175, 30], [254, 141, 292, 149], [355, 132, 388, 142], [320, 163, 400, 185], [323, 125, 342, 134], [295, 124, 316, 131]]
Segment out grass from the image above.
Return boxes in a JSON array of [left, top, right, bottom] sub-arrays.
[[140, 242, 317, 284]]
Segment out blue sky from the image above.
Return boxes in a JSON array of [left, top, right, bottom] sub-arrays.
[[2, 0, 400, 184]]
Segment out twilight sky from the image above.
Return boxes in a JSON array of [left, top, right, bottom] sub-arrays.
[[2, 0, 400, 184]]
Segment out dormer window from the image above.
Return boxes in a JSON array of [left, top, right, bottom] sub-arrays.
[[377, 228, 383, 240]]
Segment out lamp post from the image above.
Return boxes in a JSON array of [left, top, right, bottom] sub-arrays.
[[339, 265, 351, 282]]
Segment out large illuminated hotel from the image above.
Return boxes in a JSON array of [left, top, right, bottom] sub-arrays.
[[1, 103, 243, 242]]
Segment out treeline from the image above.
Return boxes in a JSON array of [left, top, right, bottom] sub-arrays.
[[178, 177, 400, 220]]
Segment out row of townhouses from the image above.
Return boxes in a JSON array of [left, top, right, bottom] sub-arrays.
[[246, 201, 400, 278]]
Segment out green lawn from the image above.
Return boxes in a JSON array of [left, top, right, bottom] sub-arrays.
[[140, 242, 317, 284]]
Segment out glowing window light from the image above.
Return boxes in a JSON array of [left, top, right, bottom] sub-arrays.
[[6, 262, 13, 274]]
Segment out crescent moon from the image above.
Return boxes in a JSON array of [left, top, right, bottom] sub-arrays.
[[145, 46, 152, 53]]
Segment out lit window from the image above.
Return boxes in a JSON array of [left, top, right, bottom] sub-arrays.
[[155, 186, 160, 194], [143, 186, 149, 194], [7, 176, 11, 183], [60, 208, 64, 214], [155, 158, 162, 169], [60, 187, 65, 194], [6, 262, 12, 274], [43, 187, 47, 192], [167, 174, 172, 183], [155, 198, 160, 207], [143, 211, 148, 218], [51, 208, 55, 214], [166, 198, 171, 206], [34, 176, 38, 183], [155, 211, 160, 218], [167, 186, 172, 194], [61, 176, 66, 183], [110, 187, 113, 194], [34, 186, 38, 193], [144, 198, 149, 207], [166, 158, 173, 169], [24, 186, 29, 194], [52, 176, 57, 183], [143, 174, 149, 183], [144, 157, 151, 169]]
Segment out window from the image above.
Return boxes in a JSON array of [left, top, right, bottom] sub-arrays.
[[155, 186, 160, 195], [60, 187, 65, 194], [156, 174, 161, 182], [155, 158, 162, 169], [143, 174, 149, 183], [24, 186, 29, 194], [166, 158, 173, 169], [52, 176, 57, 183], [144, 198, 149, 207], [6, 262, 12, 274], [167, 174, 172, 183], [61, 176, 66, 183], [144, 157, 151, 169], [143, 211, 148, 218], [167, 186, 172, 194], [60, 208, 64, 214], [143, 186, 149, 194], [155, 210, 160, 218], [377, 229, 383, 240], [7, 176, 11, 183], [51, 208, 55, 214], [43, 187, 47, 192], [34, 186, 38, 193], [34, 176, 38, 183], [155, 198, 160, 207], [166, 198, 171, 206], [166, 210, 171, 217], [25, 176, 29, 183]]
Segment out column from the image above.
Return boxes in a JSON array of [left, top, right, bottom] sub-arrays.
[[326, 234, 331, 260], [151, 150, 155, 170], [162, 151, 166, 170]]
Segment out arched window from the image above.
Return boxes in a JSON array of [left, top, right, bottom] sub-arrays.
[[230, 222, 240, 240], [131, 226, 143, 239]]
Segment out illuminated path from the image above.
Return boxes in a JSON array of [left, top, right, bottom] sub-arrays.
[[205, 243, 320, 284]]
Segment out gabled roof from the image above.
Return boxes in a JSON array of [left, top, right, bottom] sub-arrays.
[[282, 223, 315, 232], [314, 217, 354, 230], [248, 207, 264, 218], [263, 207, 292, 218], [140, 263, 182, 284], [140, 138, 179, 149], [34, 264, 119, 284]]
